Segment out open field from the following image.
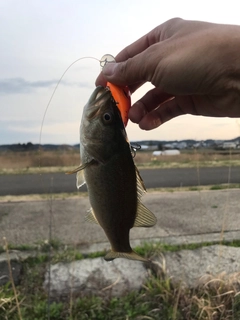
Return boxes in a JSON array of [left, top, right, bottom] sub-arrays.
[[0, 148, 240, 174]]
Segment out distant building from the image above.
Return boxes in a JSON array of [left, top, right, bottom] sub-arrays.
[[152, 150, 180, 156], [222, 142, 237, 149]]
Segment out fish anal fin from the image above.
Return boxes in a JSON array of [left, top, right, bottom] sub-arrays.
[[104, 250, 147, 262], [134, 202, 157, 227], [85, 208, 99, 225]]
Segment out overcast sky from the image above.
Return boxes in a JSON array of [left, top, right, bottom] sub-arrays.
[[1, 0, 240, 145]]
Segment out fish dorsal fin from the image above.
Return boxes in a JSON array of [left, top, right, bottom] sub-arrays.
[[136, 166, 146, 199], [134, 202, 157, 227], [134, 166, 157, 227], [85, 208, 99, 225]]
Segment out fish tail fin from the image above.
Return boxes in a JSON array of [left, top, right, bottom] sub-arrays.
[[104, 250, 148, 262]]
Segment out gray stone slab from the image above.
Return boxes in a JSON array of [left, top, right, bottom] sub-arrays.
[[43, 258, 148, 297], [158, 245, 240, 288]]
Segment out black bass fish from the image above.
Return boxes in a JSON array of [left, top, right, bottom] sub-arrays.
[[70, 86, 156, 261]]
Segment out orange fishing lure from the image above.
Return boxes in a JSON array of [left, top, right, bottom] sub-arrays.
[[99, 54, 131, 126], [107, 82, 131, 127]]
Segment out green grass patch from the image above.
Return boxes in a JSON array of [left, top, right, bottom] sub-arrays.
[[2, 239, 240, 263], [1, 268, 240, 319], [2, 239, 240, 319], [209, 183, 240, 190], [134, 239, 240, 259]]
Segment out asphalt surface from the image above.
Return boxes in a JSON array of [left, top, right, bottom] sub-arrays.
[[0, 166, 239, 196], [1, 189, 240, 251]]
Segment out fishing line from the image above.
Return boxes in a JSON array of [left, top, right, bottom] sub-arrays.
[[37, 56, 103, 319], [38, 53, 115, 160], [39, 56, 100, 149]]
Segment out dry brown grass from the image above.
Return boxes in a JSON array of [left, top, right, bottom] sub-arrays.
[[145, 266, 240, 320], [0, 149, 239, 173], [0, 150, 80, 170], [190, 272, 240, 320], [135, 150, 240, 168]]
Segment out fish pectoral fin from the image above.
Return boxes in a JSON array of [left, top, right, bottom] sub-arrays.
[[65, 163, 87, 174], [76, 171, 85, 189], [66, 159, 97, 189], [85, 208, 99, 225], [104, 250, 148, 262], [134, 202, 157, 227], [66, 159, 96, 174], [67, 165, 86, 189]]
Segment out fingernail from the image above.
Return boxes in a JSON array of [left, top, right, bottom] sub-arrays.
[[103, 62, 117, 76], [152, 118, 162, 128], [139, 117, 161, 130]]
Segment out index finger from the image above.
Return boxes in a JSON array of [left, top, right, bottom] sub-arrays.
[[115, 17, 183, 62], [95, 28, 159, 86], [95, 18, 182, 86], [115, 27, 160, 62]]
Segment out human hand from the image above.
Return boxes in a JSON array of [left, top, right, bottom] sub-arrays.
[[96, 18, 240, 130]]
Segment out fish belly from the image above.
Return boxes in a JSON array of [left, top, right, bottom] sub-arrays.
[[84, 152, 137, 253]]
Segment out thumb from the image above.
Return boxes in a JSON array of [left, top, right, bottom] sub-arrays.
[[102, 52, 154, 86], [102, 62, 128, 85]]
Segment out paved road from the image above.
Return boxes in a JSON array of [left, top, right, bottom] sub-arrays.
[[0, 166, 239, 196]]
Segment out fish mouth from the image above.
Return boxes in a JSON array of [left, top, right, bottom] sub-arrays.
[[86, 86, 112, 120], [88, 86, 110, 106]]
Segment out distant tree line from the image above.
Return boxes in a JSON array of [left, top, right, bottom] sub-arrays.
[[0, 142, 38, 152]]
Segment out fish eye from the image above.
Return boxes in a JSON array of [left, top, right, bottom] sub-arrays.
[[103, 112, 113, 123]]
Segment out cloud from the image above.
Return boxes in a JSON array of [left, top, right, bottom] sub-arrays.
[[0, 78, 92, 94]]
